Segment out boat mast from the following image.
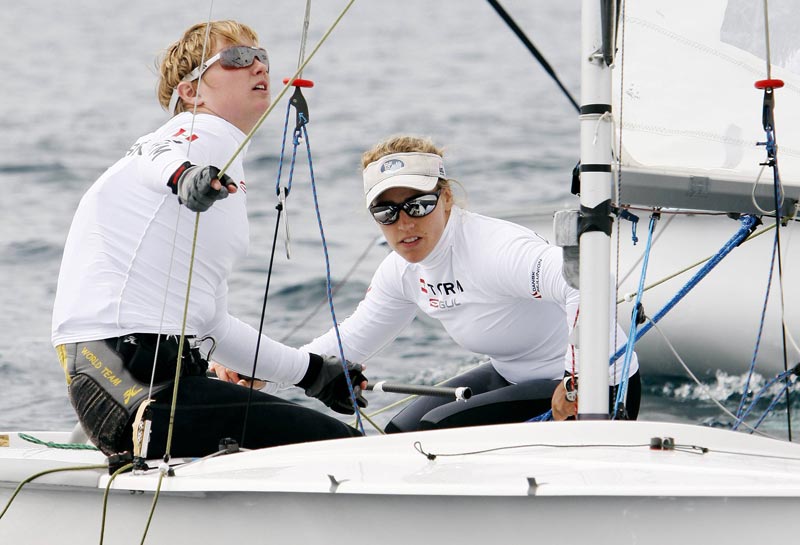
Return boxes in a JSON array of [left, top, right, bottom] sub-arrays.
[[577, 0, 614, 419]]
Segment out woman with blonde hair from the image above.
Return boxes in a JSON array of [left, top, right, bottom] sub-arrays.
[[299, 134, 640, 431], [52, 20, 364, 458]]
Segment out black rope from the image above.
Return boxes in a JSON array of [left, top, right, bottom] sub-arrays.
[[760, 83, 793, 440], [240, 202, 284, 448], [414, 440, 651, 460], [486, 0, 579, 113], [414, 439, 800, 463]]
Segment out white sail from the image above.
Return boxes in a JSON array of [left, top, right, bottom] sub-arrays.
[[614, 0, 800, 214]]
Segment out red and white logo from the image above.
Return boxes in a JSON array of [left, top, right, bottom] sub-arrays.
[[172, 128, 198, 142]]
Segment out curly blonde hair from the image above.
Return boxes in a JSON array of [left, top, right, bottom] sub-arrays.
[[360, 135, 444, 169], [157, 20, 259, 114]]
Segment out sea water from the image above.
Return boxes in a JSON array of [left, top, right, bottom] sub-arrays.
[[1, 0, 795, 438]]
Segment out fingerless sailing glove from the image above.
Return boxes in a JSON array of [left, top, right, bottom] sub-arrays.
[[297, 354, 368, 415], [169, 162, 235, 212]]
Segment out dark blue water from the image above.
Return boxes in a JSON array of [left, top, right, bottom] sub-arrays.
[[1, 0, 794, 437]]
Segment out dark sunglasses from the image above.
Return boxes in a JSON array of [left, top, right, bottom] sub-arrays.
[[184, 46, 269, 82], [369, 191, 441, 225]]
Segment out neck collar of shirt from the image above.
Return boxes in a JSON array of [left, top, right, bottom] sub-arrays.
[[418, 205, 462, 268]]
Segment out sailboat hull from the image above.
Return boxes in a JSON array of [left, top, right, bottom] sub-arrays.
[[3, 421, 800, 544], [2, 486, 798, 544]]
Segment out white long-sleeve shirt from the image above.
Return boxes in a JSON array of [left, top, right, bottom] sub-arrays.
[[303, 206, 637, 384], [52, 113, 309, 385]]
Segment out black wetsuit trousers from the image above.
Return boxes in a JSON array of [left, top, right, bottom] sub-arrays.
[[137, 377, 362, 458], [385, 362, 641, 433], [66, 335, 361, 457]]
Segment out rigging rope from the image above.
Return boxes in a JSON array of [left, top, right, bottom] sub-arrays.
[[485, 0, 579, 112], [302, 122, 366, 433], [751, 368, 798, 432], [126, 3, 220, 539], [753, 0, 792, 439], [0, 463, 108, 522], [215, 0, 356, 181], [240, 194, 284, 447], [647, 320, 778, 439], [161, 0, 219, 465], [18, 432, 99, 451], [240, 12, 315, 445], [296, 0, 312, 80], [735, 235, 779, 422], [734, 365, 799, 432], [149, 0, 216, 404], [241, 0, 366, 435], [99, 463, 134, 545], [610, 215, 759, 364], [613, 212, 658, 418], [616, 220, 777, 303]]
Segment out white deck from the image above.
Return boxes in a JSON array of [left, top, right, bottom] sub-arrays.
[[2, 421, 800, 543]]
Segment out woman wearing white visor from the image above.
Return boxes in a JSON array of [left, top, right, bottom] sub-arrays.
[[300, 135, 641, 431]]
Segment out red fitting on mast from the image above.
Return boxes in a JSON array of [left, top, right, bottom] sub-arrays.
[[755, 79, 784, 89], [283, 77, 315, 88]]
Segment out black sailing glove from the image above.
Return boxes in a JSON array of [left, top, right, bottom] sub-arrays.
[[297, 354, 368, 415], [169, 162, 235, 212]]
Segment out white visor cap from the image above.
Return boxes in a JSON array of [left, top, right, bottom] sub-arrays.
[[363, 152, 446, 208]]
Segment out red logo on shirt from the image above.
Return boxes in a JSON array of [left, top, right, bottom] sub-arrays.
[[421, 277, 464, 309], [239, 180, 247, 193], [172, 128, 199, 142]]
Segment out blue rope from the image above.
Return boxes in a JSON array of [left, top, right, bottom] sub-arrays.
[[735, 235, 779, 421], [527, 409, 553, 422], [735, 85, 793, 435], [300, 121, 365, 434], [613, 214, 658, 418], [274, 101, 293, 197], [270, 97, 365, 433], [617, 209, 640, 245], [734, 367, 795, 431], [611, 214, 758, 364], [286, 126, 301, 194], [529, 216, 755, 424], [528, 215, 755, 423], [751, 381, 791, 432]]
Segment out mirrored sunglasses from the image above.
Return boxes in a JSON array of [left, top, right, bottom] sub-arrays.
[[369, 191, 441, 225], [183, 46, 269, 83]]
